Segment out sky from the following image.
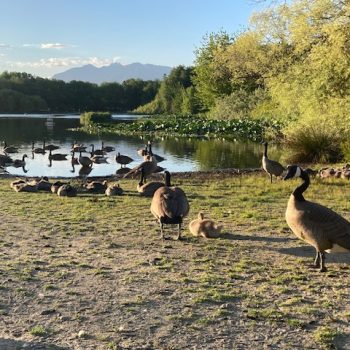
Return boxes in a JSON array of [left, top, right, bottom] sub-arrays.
[[0, 0, 266, 78]]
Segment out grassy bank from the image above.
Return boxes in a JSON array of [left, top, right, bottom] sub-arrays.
[[0, 173, 349, 349], [77, 114, 283, 142]]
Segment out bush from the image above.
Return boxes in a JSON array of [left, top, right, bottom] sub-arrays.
[[80, 111, 112, 125], [283, 120, 344, 163]]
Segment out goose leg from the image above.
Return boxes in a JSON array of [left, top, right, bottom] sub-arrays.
[[319, 252, 327, 272], [160, 222, 165, 240], [176, 223, 182, 240], [270, 173, 273, 184], [314, 251, 320, 268]]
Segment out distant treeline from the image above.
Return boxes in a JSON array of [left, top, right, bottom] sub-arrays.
[[0, 72, 160, 113]]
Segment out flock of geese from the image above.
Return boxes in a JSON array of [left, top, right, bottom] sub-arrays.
[[2, 140, 350, 271]]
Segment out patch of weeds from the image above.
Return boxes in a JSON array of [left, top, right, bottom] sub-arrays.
[[30, 325, 48, 337], [246, 308, 284, 322], [43, 284, 57, 291], [314, 326, 340, 347]]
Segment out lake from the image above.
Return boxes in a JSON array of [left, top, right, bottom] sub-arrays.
[[0, 114, 283, 178]]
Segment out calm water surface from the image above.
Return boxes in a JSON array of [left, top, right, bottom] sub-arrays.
[[0, 114, 283, 177]]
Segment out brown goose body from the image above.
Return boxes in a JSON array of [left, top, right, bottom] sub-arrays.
[[123, 155, 157, 180], [48, 149, 67, 161], [57, 184, 77, 197], [189, 212, 223, 238], [284, 165, 350, 271], [51, 181, 67, 194], [116, 152, 133, 167], [13, 183, 38, 192], [85, 180, 108, 193], [105, 184, 123, 196], [0, 154, 13, 166], [150, 171, 189, 240], [3, 141, 19, 154], [32, 141, 46, 154], [262, 142, 284, 183], [137, 167, 164, 197]]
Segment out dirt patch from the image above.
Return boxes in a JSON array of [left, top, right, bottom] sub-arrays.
[[0, 175, 349, 349]]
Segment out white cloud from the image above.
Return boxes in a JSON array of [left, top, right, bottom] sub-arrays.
[[0, 43, 11, 49], [40, 43, 71, 49], [7, 56, 120, 68]]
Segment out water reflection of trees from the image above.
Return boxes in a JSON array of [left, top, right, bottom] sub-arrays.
[[159, 137, 263, 170]]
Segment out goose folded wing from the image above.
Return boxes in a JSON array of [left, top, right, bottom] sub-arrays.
[[301, 201, 350, 249]]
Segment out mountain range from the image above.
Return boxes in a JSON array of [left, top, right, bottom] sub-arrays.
[[52, 62, 172, 84]]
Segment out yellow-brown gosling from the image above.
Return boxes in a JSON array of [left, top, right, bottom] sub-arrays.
[[189, 212, 223, 238]]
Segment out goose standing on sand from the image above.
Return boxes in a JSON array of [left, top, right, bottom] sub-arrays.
[[78, 151, 93, 167], [284, 165, 350, 272], [116, 152, 133, 168], [150, 171, 189, 240], [262, 142, 284, 183], [137, 167, 165, 197]]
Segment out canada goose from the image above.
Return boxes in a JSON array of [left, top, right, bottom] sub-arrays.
[[32, 141, 46, 154], [85, 180, 108, 193], [319, 167, 335, 178], [0, 153, 13, 166], [44, 142, 60, 151], [102, 141, 115, 153], [71, 151, 79, 165], [341, 169, 350, 180], [51, 181, 67, 194], [147, 141, 165, 163], [3, 141, 19, 154], [123, 154, 158, 181], [78, 151, 93, 167], [10, 179, 26, 189], [13, 182, 38, 193], [90, 144, 106, 156], [150, 171, 189, 240], [36, 178, 52, 191], [71, 142, 86, 153], [91, 154, 108, 164], [57, 184, 77, 197], [48, 149, 67, 161], [189, 212, 223, 238], [115, 152, 133, 167], [137, 145, 148, 157], [137, 167, 164, 197], [284, 165, 350, 272], [12, 154, 28, 168], [105, 183, 123, 196], [262, 142, 284, 183]]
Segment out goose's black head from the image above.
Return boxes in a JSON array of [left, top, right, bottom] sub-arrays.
[[164, 171, 171, 187], [284, 165, 303, 180]]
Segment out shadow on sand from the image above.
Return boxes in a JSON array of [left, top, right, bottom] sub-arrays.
[[0, 338, 70, 350]]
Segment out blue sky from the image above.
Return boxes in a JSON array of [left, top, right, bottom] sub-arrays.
[[0, 0, 265, 78]]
